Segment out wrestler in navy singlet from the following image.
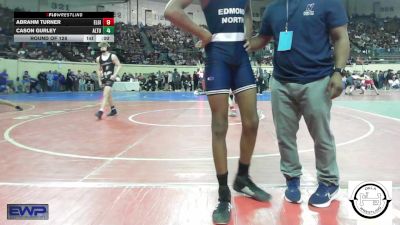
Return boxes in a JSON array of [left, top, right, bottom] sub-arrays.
[[202, 0, 256, 95], [99, 53, 115, 87]]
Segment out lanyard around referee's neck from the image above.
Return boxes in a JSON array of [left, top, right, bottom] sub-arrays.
[[285, 0, 300, 31], [277, 0, 293, 51], [285, 0, 289, 32]]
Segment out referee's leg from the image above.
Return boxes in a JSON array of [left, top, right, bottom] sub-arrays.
[[300, 76, 339, 185], [271, 77, 303, 179]]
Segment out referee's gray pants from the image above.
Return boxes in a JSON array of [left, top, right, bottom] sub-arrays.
[[271, 76, 339, 185]]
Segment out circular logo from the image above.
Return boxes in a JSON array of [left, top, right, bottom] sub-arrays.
[[349, 182, 391, 219]]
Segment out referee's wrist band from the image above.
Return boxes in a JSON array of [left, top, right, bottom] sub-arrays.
[[333, 68, 345, 77]]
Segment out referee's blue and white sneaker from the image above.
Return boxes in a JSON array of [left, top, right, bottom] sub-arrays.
[[309, 182, 339, 208], [284, 177, 302, 203]]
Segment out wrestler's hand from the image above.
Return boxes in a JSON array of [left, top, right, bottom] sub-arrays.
[[196, 29, 212, 48], [244, 40, 254, 52]]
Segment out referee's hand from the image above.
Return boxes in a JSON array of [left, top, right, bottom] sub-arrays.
[[327, 72, 343, 99]]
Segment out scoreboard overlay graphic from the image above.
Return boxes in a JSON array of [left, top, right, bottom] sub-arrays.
[[14, 12, 115, 42]]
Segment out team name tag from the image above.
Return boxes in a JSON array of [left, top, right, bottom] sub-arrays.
[[277, 31, 293, 51]]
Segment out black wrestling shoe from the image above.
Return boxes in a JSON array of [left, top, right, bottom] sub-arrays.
[[212, 186, 232, 224], [233, 175, 271, 202], [95, 110, 103, 120], [107, 108, 117, 116]]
